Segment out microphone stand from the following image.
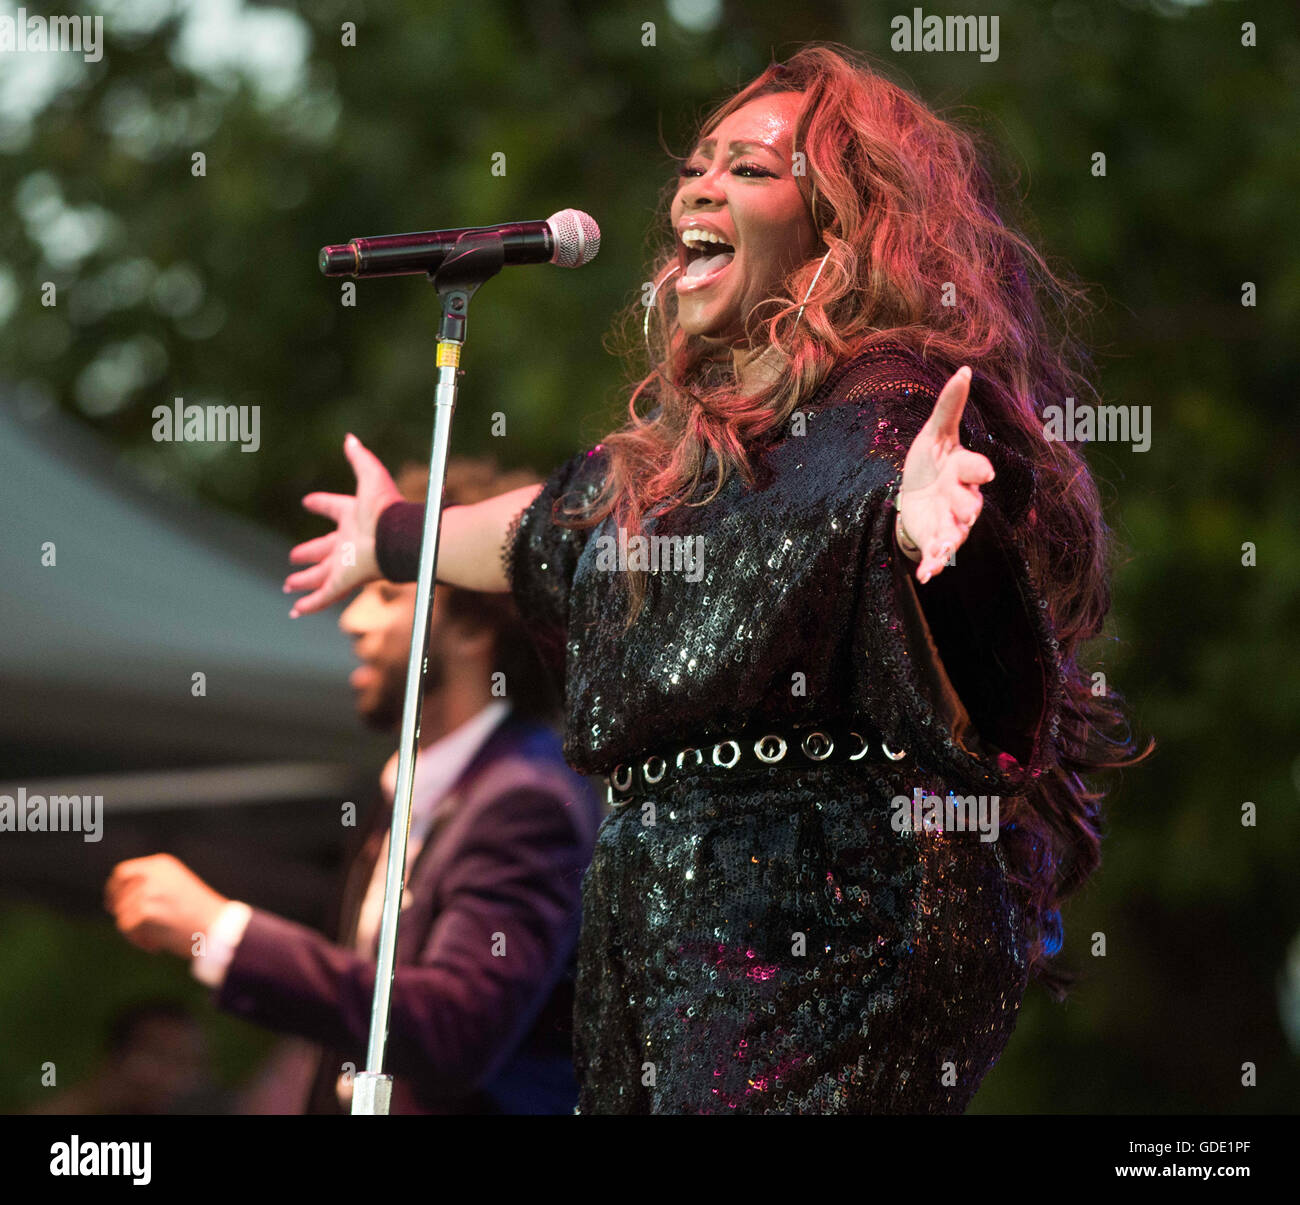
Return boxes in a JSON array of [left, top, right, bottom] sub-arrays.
[[350, 232, 504, 1116]]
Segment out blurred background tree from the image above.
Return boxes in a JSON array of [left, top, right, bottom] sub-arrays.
[[0, 0, 1296, 1112]]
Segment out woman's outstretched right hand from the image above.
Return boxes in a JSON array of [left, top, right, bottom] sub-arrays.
[[284, 433, 402, 617]]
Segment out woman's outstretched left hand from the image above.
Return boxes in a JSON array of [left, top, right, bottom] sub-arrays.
[[896, 366, 996, 584]]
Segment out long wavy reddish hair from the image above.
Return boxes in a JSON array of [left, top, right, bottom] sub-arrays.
[[561, 44, 1148, 998]]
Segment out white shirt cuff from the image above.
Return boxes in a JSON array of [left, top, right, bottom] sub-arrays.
[[190, 900, 254, 988]]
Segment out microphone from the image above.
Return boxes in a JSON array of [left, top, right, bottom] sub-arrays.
[[319, 209, 600, 278]]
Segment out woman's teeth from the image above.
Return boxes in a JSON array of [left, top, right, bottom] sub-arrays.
[[681, 229, 732, 250]]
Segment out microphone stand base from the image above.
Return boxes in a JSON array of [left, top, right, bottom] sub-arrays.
[[350, 1072, 393, 1116]]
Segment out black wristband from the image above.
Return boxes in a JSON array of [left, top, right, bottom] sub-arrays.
[[374, 500, 424, 583]]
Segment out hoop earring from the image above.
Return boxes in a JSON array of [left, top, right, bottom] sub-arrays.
[[793, 248, 833, 332], [643, 263, 681, 366]]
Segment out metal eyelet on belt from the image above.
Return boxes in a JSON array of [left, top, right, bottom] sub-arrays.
[[712, 740, 741, 768], [801, 730, 834, 760], [755, 734, 787, 764], [610, 763, 634, 791], [881, 742, 907, 762], [848, 731, 869, 761], [642, 754, 666, 784], [675, 747, 703, 770]]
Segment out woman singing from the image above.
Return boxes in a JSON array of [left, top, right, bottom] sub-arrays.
[[286, 45, 1143, 1114]]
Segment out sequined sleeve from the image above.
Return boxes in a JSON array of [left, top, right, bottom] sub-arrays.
[[849, 383, 1061, 794], [502, 445, 607, 684]]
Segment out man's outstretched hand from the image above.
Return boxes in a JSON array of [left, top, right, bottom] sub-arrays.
[[105, 854, 228, 958]]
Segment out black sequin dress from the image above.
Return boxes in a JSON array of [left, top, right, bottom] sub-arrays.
[[377, 338, 1064, 1114]]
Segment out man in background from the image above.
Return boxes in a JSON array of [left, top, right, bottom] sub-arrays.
[[106, 457, 602, 1114]]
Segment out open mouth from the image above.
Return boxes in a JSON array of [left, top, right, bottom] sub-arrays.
[[677, 229, 736, 292]]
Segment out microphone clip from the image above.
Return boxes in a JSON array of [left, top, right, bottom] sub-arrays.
[[430, 231, 505, 342]]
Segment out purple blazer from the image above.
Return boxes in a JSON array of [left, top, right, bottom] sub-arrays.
[[217, 714, 602, 1113]]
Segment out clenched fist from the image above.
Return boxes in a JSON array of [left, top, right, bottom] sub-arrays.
[[105, 854, 229, 959]]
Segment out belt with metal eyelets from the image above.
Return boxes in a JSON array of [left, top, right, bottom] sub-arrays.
[[600, 721, 907, 807]]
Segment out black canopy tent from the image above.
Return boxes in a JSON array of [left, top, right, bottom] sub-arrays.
[[0, 396, 389, 921]]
